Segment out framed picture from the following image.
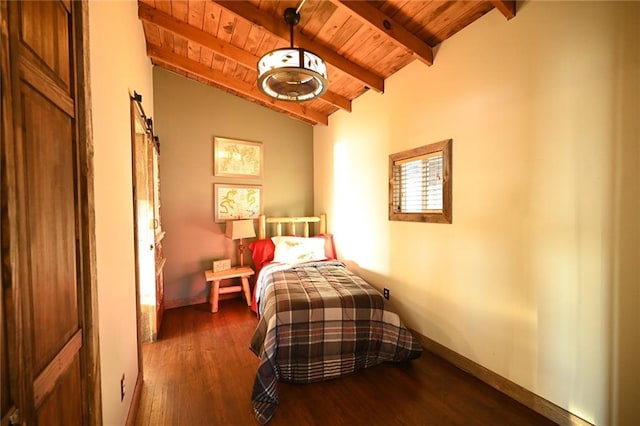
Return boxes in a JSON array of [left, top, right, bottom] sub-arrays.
[[214, 137, 263, 178], [214, 184, 262, 222]]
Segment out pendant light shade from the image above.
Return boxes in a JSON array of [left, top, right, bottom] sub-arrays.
[[257, 8, 328, 102]]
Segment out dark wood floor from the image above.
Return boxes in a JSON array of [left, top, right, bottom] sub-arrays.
[[135, 298, 556, 425]]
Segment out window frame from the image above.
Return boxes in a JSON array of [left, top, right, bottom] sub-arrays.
[[388, 139, 452, 224]]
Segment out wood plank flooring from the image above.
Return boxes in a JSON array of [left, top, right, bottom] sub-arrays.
[[135, 299, 556, 425]]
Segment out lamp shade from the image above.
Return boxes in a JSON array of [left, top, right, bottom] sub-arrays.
[[256, 7, 328, 102], [225, 219, 256, 240], [257, 48, 328, 102]]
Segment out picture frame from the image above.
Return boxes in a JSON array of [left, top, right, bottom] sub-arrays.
[[214, 137, 263, 178], [214, 184, 262, 223]]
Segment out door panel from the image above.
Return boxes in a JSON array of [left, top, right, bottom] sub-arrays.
[[133, 114, 158, 342], [19, 0, 71, 91], [36, 356, 82, 425], [131, 99, 165, 344], [1, 0, 94, 423], [22, 84, 79, 373], [15, 0, 85, 417]]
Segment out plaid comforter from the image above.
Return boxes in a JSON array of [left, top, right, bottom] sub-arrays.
[[249, 261, 422, 424]]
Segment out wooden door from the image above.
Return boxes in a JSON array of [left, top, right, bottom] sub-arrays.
[[151, 143, 165, 337], [131, 98, 165, 343], [1, 1, 100, 424]]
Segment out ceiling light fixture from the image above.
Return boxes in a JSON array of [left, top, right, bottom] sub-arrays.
[[257, 6, 328, 102]]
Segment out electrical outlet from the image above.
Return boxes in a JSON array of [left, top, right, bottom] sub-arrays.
[[383, 288, 390, 300], [120, 374, 126, 401]]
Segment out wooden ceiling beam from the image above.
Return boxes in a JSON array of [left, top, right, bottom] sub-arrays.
[[317, 89, 352, 113], [138, 3, 351, 112], [330, 0, 434, 66], [146, 44, 329, 125], [490, 0, 516, 20], [214, 0, 385, 93]]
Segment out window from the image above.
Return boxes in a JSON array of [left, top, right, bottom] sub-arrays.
[[389, 139, 452, 223]]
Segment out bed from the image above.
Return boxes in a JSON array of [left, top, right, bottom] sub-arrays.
[[248, 215, 423, 424]]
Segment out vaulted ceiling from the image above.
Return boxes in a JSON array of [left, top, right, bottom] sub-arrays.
[[138, 1, 516, 125]]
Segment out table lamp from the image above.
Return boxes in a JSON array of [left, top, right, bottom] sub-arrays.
[[225, 219, 256, 267]]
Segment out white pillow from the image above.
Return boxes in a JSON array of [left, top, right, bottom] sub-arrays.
[[271, 236, 327, 264]]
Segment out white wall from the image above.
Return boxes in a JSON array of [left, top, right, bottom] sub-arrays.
[[153, 68, 313, 308], [88, 1, 153, 424], [314, 2, 639, 425]]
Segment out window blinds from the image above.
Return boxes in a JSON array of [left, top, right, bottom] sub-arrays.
[[392, 153, 443, 213]]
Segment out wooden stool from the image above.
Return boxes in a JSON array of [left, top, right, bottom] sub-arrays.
[[204, 266, 254, 313]]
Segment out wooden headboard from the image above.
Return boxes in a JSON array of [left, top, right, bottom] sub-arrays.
[[258, 214, 326, 239]]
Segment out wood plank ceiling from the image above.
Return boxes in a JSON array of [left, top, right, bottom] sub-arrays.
[[139, 0, 516, 125]]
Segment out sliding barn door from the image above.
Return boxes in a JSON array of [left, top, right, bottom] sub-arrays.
[[131, 98, 165, 343], [1, 1, 100, 424]]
